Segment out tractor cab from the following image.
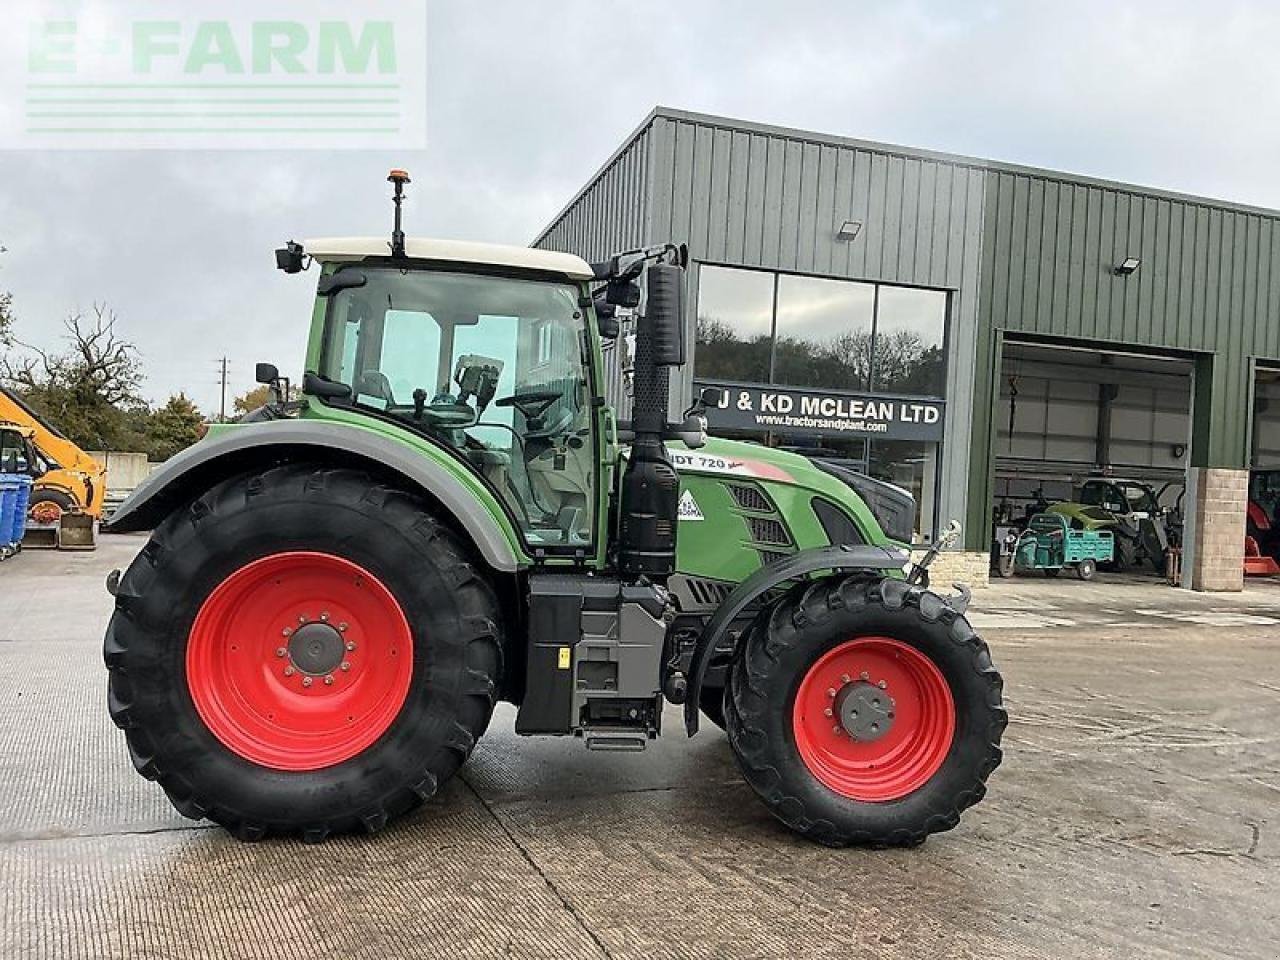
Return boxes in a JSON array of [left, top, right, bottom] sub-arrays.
[[306, 250, 599, 549], [1079, 477, 1163, 519]]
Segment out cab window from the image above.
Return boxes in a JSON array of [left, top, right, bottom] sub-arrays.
[[321, 268, 595, 550]]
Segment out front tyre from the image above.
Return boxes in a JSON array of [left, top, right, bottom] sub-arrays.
[[725, 576, 1005, 847], [104, 465, 503, 841]]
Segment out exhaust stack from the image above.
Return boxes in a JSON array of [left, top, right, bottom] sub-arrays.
[[618, 262, 685, 580]]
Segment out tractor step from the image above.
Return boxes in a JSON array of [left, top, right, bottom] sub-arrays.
[[583, 732, 648, 752]]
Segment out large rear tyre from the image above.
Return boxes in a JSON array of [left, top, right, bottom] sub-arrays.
[[104, 465, 503, 841], [724, 576, 1005, 847]]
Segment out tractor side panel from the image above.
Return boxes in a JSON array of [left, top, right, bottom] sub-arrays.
[[673, 471, 846, 584]]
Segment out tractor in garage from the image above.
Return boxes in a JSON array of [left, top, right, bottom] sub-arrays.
[[103, 171, 1005, 847], [1049, 476, 1171, 573]]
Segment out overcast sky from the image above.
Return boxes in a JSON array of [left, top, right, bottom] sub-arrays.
[[2, 0, 1279, 414]]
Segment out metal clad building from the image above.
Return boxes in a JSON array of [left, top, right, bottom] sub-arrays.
[[537, 107, 1278, 590]]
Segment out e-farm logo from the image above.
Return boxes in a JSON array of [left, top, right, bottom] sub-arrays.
[[2, 1, 426, 149]]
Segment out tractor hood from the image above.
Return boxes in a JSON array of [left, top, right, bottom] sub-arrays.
[[664, 436, 914, 545]]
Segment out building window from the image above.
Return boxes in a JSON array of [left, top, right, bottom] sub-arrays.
[[867, 439, 939, 537], [873, 286, 947, 396], [693, 263, 949, 541], [774, 274, 876, 390], [693, 265, 774, 384], [694, 265, 948, 398]]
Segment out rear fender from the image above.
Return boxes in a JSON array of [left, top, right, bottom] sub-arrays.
[[105, 420, 522, 573], [683, 544, 909, 735]]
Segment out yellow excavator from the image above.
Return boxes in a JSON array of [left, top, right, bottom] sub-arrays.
[[0, 386, 105, 548]]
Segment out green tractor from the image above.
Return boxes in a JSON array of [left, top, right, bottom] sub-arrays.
[[103, 171, 1005, 846]]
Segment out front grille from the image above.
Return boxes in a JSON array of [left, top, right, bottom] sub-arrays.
[[686, 577, 731, 607], [747, 516, 791, 546], [726, 482, 774, 513]]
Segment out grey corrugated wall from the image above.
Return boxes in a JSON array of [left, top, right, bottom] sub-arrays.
[[536, 120, 656, 416], [537, 107, 1280, 549], [967, 170, 1280, 538], [641, 110, 987, 538]]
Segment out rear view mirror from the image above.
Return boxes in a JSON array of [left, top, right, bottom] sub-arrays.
[[594, 300, 620, 338], [255, 362, 280, 385], [606, 277, 642, 308]]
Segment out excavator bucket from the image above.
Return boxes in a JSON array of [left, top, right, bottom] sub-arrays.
[[58, 511, 97, 549]]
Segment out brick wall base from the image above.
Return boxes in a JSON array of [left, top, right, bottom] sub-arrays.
[[917, 550, 991, 590], [1185, 466, 1247, 592]]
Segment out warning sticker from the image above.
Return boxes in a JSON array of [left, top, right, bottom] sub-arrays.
[[678, 489, 704, 521]]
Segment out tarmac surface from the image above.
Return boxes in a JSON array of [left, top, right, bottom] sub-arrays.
[[1, 535, 1277, 959]]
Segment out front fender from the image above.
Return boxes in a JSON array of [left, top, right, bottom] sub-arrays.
[[105, 419, 522, 573], [683, 544, 909, 735]]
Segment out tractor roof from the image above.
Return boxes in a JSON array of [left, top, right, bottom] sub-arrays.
[[303, 237, 594, 280]]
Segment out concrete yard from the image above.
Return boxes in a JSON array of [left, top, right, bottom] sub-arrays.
[[1, 536, 1277, 959]]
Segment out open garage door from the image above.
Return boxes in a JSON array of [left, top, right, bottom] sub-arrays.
[[1247, 364, 1280, 573], [992, 340, 1192, 579]]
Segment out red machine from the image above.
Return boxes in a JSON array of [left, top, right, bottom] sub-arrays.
[[1244, 498, 1280, 576]]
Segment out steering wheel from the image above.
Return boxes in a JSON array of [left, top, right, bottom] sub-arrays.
[[495, 389, 561, 425]]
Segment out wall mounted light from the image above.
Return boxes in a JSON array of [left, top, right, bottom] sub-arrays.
[[1114, 257, 1141, 276], [835, 220, 862, 242]]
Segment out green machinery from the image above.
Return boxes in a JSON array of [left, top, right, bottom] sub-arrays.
[[1011, 512, 1114, 580], [1048, 477, 1171, 572], [102, 171, 1005, 847]]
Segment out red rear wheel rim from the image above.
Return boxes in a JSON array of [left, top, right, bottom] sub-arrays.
[[186, 551, 413, 771], [792, 636, 955, 801]]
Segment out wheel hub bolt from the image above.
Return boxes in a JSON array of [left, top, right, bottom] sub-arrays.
[[320, 612, 329, 622], [302, 676, 313, 688], [345, 641, 356, 652], [878, 680, 888, 689], [338, 622, 349, 632], [860, 671, 869, 681], [282, 627, 293, 638], [840, 673, 850, 683], [324, 675, 334, 686], [826, 687, 836, 698], [284, 666, 296, 676], [298, 615, 308, 624], [823, 707, 833, 717], [340, 661, 351, 671], [275, 647, 286, 657]]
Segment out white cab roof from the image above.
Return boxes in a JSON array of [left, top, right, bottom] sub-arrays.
[[302, 236, 594, 280]]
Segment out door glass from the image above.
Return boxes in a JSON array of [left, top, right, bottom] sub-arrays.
[[322, 269, 595, 549]]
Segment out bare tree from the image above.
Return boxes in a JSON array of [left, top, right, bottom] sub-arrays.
[[4, 305, 142, 402], [0, 245, 12, 351], [2, 304, 145, 449]]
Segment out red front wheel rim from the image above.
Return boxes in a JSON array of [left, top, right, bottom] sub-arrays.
[[792, 636, 955, 801], [186, 552, 414, 771]]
